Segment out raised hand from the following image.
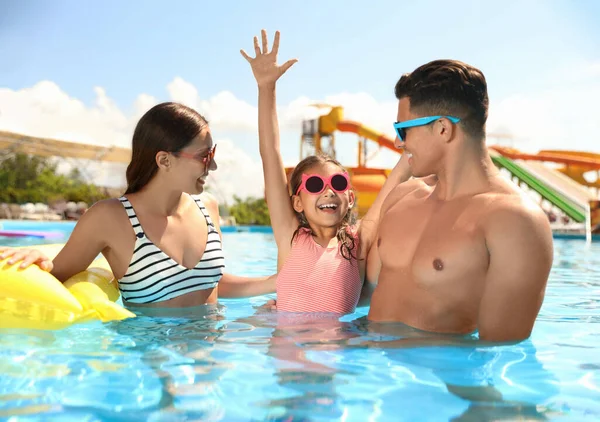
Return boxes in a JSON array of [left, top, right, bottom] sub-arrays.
[[240, 29, 298, 87]]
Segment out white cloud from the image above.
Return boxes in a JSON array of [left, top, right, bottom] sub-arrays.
[[206, 139, 265, 203], [133, 93, 159, 120], [166, 77, 200, 111], [323, 92, 398, 139], [0, 81, 132, 148], [1, 63, 599, 204], [200, 91, 257, 132]]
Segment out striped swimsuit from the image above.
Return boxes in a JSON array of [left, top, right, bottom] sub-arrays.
[[117, 195, 225, 304], [275, 227, 362, 314]]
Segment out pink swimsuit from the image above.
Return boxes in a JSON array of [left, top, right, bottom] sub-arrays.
[[275, 227, 362, 314]]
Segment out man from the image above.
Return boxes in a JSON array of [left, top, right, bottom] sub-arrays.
[[366, 59, 553, 342]]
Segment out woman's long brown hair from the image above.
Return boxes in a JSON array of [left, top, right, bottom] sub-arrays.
[[125, 102, 208, 194]]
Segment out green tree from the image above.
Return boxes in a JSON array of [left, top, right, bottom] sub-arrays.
[[228, 195, 271, 226], [0, 152, 111, 204]]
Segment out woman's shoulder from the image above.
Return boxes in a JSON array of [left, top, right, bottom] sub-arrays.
[[86, 198, 126, 218], [190, 192, 218, 208], [189, 192, 222, 231], [71, 198, 130, 238]]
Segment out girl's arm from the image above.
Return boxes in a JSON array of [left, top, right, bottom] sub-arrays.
[[241, 30, 298, 253], [218, 273, 277, 298]]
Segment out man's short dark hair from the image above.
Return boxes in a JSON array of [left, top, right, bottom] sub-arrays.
[[395, 59, 489, 140]]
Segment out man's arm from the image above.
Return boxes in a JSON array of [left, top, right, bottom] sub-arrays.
[[478, 202, 553, 342]]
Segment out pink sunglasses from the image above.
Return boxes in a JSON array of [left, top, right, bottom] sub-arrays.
[[174, 144, 217, 165], [295, 172, 351, 195]]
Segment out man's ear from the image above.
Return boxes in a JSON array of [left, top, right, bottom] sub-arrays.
[[437, 118, 456, 144], [156, 151, 171, 170]]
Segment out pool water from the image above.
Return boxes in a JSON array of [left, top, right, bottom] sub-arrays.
[[0, 223, 599, 421]]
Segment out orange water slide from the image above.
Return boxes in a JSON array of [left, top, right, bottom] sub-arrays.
[[489, 146, 600, 168], [335, 121, 399, 154], [316, 105, 400, 154]]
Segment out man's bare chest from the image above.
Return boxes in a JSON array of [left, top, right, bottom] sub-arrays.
[[377, 196, 490, 285]]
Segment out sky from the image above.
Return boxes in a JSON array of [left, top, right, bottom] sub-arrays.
[[1, 0, 599, 203]]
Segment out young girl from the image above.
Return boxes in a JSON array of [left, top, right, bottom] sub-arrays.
[[0, 102, 276, 308], [241, 30, 411, 314]]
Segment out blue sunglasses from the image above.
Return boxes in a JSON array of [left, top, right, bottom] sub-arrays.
[[393, 115, 461, 141]]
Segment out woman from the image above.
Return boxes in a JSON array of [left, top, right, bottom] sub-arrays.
[[0, 102, 275, 308]]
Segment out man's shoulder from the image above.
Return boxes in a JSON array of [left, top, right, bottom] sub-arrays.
[[380, 176, 434, 216], [379, 176, 436, 217], [480, 186, 551, 238], [399, 175, 437, 191], [386, 176, 435, 202]]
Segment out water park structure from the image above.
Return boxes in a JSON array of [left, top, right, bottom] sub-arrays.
[[285, 105, 600, 241]]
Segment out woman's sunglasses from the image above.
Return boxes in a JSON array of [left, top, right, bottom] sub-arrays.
[[296, 172, 351, 195], [174, 144, 217, 165]]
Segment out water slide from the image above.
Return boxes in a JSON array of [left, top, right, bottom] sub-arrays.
[[336, 121, 589, 222], [490, 146, 600, 189], [335, 121, 398, 153], [490, 146, 600, 167], [316, 106, 399, 154], [489, 151, 588, 222]]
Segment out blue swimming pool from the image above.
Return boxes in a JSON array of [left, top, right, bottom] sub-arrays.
[[0, 221, 599, 420]]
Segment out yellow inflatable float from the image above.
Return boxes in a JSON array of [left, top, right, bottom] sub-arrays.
[[0, 244, 135, 330]]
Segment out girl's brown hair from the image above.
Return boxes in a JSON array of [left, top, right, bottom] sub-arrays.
[[125, 102, 208, 194], [288, 154, 357, 261]]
